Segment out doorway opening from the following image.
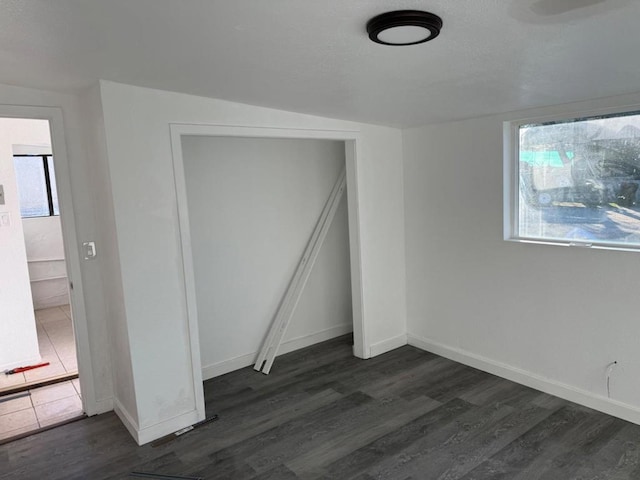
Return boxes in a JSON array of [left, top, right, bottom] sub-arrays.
[[0, 117, 83, 442], [183, 135, 352, 379], [170, 124, 366, 422]]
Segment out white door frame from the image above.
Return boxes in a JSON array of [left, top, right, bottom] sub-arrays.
[[169, 124, 367, 414], [0, 105, 96, 414]]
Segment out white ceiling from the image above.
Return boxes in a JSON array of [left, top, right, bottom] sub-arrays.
[[0, 0, 638, 127]]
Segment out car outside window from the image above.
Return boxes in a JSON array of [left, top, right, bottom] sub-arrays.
[[508, 110, 640, 250]]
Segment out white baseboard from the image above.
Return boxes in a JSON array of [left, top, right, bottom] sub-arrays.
[[369, 333, 408, 357], [85, 396, 114, 416], [407, 333, 640, 426], [136, 409, 202, 446], [113, 398, 141, 444], [202, 324, 353, 380], [114, 398, 203, 445], [202, 351, 256, 380]]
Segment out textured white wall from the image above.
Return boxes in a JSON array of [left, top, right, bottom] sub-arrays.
[[78, 84, 133, 422], [182, 136, 352, 378], [403, 92, 640, 424], [98, 80, 407, 444], [23, 216, 69, 309], [0, 118, 47, 370]]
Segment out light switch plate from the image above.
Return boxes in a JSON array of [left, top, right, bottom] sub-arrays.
[[0, 212, 10, 227], [83, 241, 97, 260]]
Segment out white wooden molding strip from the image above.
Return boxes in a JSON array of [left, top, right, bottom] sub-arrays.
[[254, 168, 347, 374], [30, 275, 69, 283], [261, 170, 347, 374], [27, 258, 66, 263]]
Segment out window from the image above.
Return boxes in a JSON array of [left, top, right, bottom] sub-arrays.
[[506, 109, 640, 250], [13, 154, 59, 218]]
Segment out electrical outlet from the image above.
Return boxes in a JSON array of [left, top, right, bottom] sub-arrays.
[[0, 212, 10, 227]]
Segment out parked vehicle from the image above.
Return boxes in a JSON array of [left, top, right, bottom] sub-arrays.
[[520, 125, 640, 208]]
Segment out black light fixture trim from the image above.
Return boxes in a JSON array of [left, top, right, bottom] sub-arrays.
[[367, 10, 443, 46]]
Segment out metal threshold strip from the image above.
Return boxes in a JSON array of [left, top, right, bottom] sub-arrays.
[[0, 413, 86, 446], [0, 371, 79, 398], [130, 473, 204, 480]]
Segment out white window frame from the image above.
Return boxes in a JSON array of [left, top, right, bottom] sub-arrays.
[[504, 104, 640, 252]]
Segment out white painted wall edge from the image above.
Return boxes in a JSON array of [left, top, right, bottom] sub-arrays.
[[369, 333, 408, 358], [114, 397, 201, 446], [202, 324, 353, 380], [407, 333, 640, 426]]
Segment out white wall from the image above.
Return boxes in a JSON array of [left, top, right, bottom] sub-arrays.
[[23, 215, 69, 310], [97, 80, 407, 444], [0, 118, 44, 371], [403, 92, 640, 424], [0, 82, 114, 415], [14, 141, 70, 310], [78, 84, 135, 423], [182, 136, 352, 378]]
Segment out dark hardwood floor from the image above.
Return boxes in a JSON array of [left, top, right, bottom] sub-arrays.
[[2, 334, 639, 479]]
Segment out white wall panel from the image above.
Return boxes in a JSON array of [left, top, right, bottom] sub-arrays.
[[404, 92, 640, 424], [98, 80, 407, 444]]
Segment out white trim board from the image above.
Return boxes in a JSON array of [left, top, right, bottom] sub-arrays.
[[202, 324, 353, 380], [115, 397, 202, 446], [169, 123, 369, 424], [254, 168, 346, 374], [169, 126, 366, 363], [113, 398, 140, 444], [369, 333, 408, 358], [407, 333, 640, 426], [92, 397, 114, 416], [137, 409, 202, 446]]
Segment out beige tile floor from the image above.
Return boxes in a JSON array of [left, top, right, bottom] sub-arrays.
[[0, 305, 83, 441]]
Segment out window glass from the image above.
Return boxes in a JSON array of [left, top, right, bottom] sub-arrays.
[[14, 156, 49, 217], [517, 111, 640, 248]]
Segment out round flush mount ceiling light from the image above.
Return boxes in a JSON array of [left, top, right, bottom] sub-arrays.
[[367, 10, 443, 46]]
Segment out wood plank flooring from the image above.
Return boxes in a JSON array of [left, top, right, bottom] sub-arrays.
[[2, 335, 639, 479]]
